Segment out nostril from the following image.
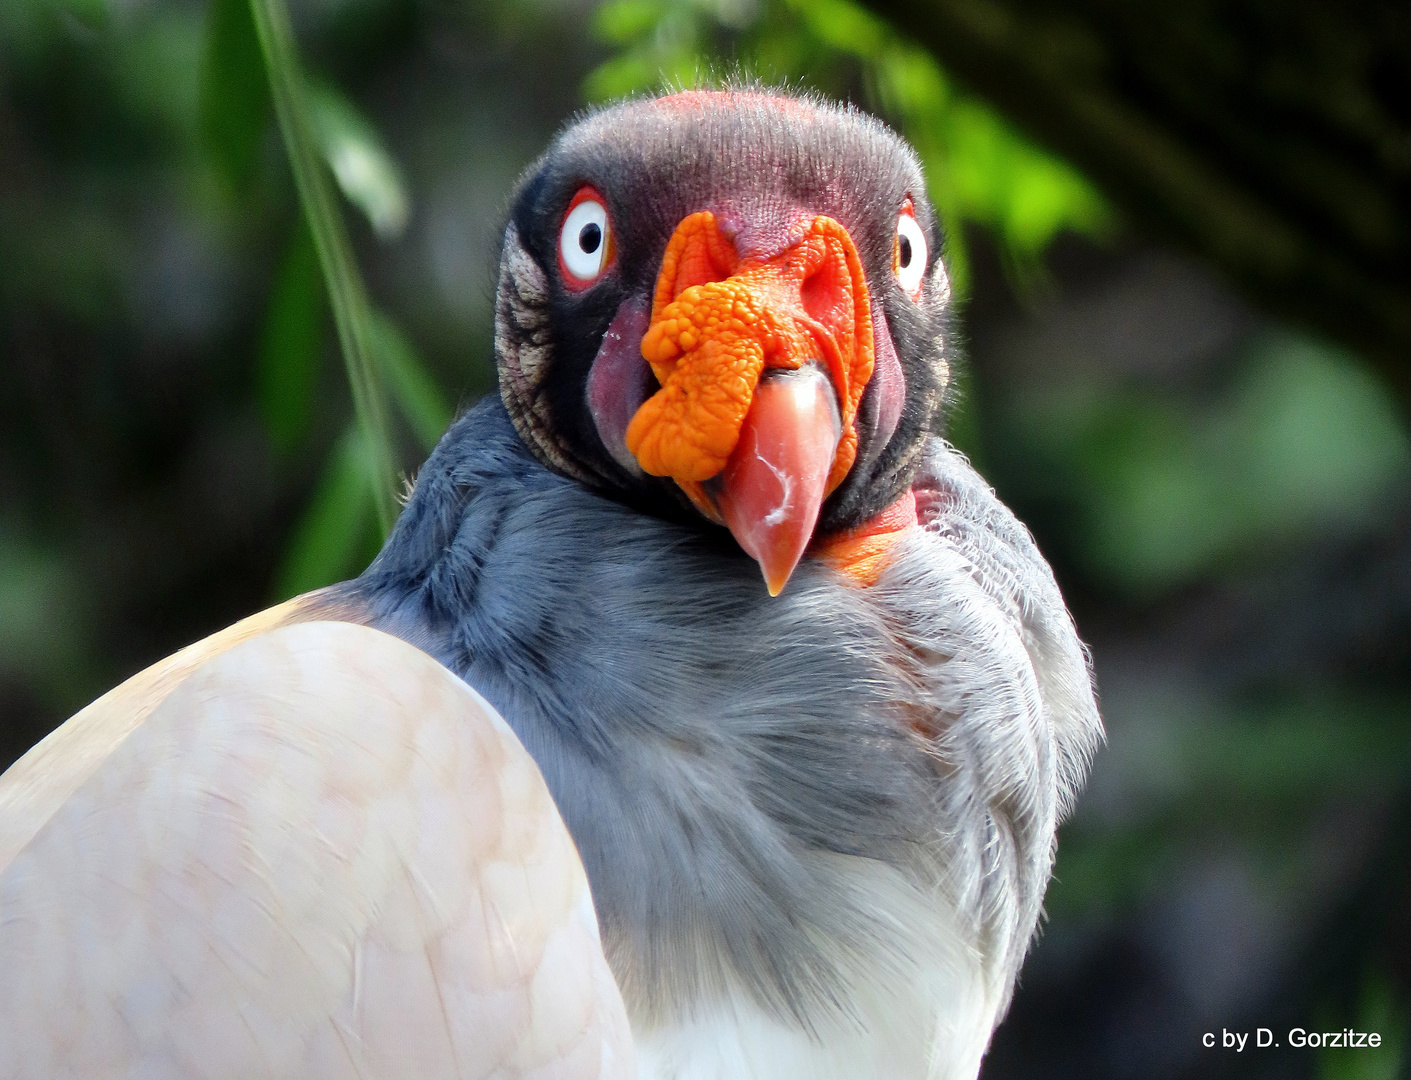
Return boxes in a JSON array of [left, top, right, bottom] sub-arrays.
[[671, 254, 735, 301], [657, 212, 740, 304], [800, 253, 850, 327]]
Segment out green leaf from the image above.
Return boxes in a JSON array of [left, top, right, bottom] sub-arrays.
[[1002, 153, 1107, 254], [790, 0, 885, 59], [306, 80, 411, 241], [943, 98, 1108, 262], [1007, 333, 1411, 594], [370, 311, 452, 452], [1318, 968, 1407, 1080], [271, 425, 378, 600], [256, 220, 325, 453], [592, 0, 663, 44], [0, 529, 85, 689], [584, 52, 660, 101], [876, 44, 949, 117], [248, 0, 397, 534], [200, 0, 270, 191]]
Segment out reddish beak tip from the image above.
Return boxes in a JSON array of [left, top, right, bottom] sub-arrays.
[[715, 366, 842, 596]]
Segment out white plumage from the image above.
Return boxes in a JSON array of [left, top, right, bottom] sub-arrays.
[[0, 615, 633, 1079]]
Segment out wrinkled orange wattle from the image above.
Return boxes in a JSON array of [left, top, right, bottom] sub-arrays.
[[814, 490, 919, 587], [623, 211, 875, 515]]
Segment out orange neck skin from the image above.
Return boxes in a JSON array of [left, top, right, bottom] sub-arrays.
[[812, 490, 919, 587]]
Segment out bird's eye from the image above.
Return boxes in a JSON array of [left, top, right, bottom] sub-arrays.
[[559, 189, 613, 287], [894, 207, 927, 297]]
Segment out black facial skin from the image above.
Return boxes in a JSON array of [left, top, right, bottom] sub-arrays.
[[504, 90, 954, 536]]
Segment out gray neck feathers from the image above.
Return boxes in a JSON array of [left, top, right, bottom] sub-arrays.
[[353, 397, 1101, 1029]]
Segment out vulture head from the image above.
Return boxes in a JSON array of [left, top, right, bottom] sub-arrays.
[[495, 89, 952, 594]]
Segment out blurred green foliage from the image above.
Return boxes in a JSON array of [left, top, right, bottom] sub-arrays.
[[272, 423, 382, 598], [201, 0, 269, 191], [257, 219, 325, 451], [585, 0, 1110, 291], [2, 0, 1406, 1072], [1318, 969, 1407, 1080], [1004, 332, 1411, 596], [1049, 691, 1410, 917], [247, 0, 400, 533], [205, 0, 449, 591]]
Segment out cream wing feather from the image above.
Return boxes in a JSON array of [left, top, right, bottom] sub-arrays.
[[0, 617, 634, 1080]]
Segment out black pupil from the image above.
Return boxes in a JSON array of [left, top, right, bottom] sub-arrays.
[[899, 234, 912, 268], [579, 222, 601, 254]]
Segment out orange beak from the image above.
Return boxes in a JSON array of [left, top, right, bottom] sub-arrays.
[[624, 212, 875, 595]]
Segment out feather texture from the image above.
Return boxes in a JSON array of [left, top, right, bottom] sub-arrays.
[[353, 396, 1101, 1077], [0, 621, 633, 1079], [0, 89, 1102, 1080]]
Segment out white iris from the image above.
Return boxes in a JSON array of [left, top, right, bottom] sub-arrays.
[[560, 199, 610, 281], [895, 213, 927, 294]]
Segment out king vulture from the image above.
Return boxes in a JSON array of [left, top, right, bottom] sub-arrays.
[[0, 90, 1102, 1080]]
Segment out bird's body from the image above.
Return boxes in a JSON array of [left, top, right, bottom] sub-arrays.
[[0, 90, 1100, 1079], [344, 398, 1096, 1079]]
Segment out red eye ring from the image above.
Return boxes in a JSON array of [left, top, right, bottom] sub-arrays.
[[558, 186, 615, 290], [894, 198, 927, 299]]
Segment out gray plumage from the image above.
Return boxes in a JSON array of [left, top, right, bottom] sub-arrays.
[[347, 88, 1102, 1073], [348, 399, 1100, 1028]]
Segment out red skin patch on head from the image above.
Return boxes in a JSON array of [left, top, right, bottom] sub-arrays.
[[650, 90, 822, 123], [863, 302, 905, 459], [587, 299, 653, 474]]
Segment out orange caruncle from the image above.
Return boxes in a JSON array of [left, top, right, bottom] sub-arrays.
[[813, 490, 919, 587], [625, 211, 875, 495]]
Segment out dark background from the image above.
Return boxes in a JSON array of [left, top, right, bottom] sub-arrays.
[[1, 0, 1407, 1076]]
